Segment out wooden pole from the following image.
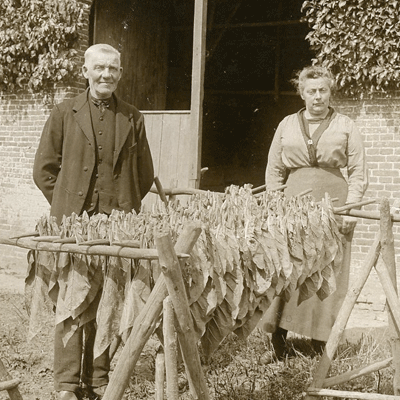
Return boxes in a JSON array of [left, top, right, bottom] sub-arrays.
[[189, 0, 208, 186], [0, 378, 20, 391], [305, 234, 381, 399], [0, 358, 23, 400], [155, 232, 210, 400], [102, 223, 202, 400], [322, 357, 392, 387], [307, 388, 400, 399], [374, 260, 400, 337], [0, 236, 189, 260], [378, 198, 400, 395], [154, 176, 169, 207], [163, 296, 179, 399], [335, 209, 400, 222], [333, 199, 376, 213], [155, 346, 165, 400], [150, 186, 222, 196]]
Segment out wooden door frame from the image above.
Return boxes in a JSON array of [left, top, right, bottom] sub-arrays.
[[189, 0, 208, 188]]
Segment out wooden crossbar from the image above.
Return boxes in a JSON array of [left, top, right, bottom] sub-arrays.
[[0, 236, 190, 260]]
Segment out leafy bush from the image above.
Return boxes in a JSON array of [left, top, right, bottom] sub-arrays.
[[0, 0, 85, 95], [302, 0, 400, 98]]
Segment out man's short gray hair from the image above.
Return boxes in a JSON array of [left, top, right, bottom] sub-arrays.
[[84, 44, 121, 64]]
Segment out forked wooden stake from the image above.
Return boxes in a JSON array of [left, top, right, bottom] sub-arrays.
[[0, 358, 23, 400], [305, 234, 381, 399], [155, 347, 165, 400], [155, 232, 210, 400], [102, 223, 202, 400], [378, 198, 400, 395], [306, 197, 400, 399], [163, 296, 179, 399]]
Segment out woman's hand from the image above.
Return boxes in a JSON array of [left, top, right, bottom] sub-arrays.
[[339, 215, 357, 235]]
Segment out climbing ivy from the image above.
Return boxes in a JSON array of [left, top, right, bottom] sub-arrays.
[[0, 0, 85, 96], [302, 0, 400, 98]]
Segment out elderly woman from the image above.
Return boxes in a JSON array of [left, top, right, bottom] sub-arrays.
[[262, 65, 368, 361]]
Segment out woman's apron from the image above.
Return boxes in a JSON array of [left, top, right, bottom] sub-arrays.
[[261, 109, 353, 341], [275, 167, 351, 341]]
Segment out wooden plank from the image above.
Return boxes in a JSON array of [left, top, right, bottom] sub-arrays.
[[158, 114, 182, 186], [143, 111, 192, 188], [94, 0, 170, 110], [143, 113, 163, 176], [189, 0, 208, 185], [176, 113, 192, 188]]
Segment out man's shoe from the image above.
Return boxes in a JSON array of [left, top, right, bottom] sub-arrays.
[[85, 385, 108, 399], [57, 391, 79, 400]]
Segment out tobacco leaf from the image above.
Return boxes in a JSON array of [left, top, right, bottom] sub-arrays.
[[28, 186, 344, 357], [56, 254, 91, 323], [224, 270, 244, 321], [95, 257, 126, 359], [317, 263, 337, 301], [119, 259, 151, 337], [298, 270, 323, 305], [189, 277, 215, 338], [201, 299, 234, 358], [25, 250, 54, 341]]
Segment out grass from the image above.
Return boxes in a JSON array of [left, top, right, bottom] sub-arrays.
[[202, 330, 394, 399], [0, 291, 396, 399]]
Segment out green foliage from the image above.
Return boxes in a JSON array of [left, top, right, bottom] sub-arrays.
[[302, 0, 400, 98], [0, 0, 85, 95]]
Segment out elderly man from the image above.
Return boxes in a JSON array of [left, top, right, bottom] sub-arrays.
[[33, 43, 154, 400]]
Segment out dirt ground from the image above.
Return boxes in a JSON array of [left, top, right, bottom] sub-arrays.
[[0, 266, 164, 400], [0, 276, 55, 399]]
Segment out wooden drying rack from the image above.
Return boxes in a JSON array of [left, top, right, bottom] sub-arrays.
[[305, 196, 400, 400], [1, 178, 400, 400], [153, 178, 400, 400], [0, 222, 208, 400]]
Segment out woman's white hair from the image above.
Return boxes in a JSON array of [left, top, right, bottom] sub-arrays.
[[291, 65, 336, 95]]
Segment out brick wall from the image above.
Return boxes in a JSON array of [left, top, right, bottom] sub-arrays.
[[333, 95, 400, 330], [0, 0, 90, 273]]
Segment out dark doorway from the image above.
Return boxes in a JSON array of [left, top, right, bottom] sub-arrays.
[[200, 0, 314, 191]]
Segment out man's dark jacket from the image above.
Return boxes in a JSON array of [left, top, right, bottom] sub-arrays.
[[33, 89, 154, 223]]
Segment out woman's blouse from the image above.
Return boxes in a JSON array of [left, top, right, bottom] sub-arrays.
[[265, 110, 369, 204]]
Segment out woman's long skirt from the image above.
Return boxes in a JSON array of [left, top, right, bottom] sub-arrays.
[[261, 167, 353, 341]]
